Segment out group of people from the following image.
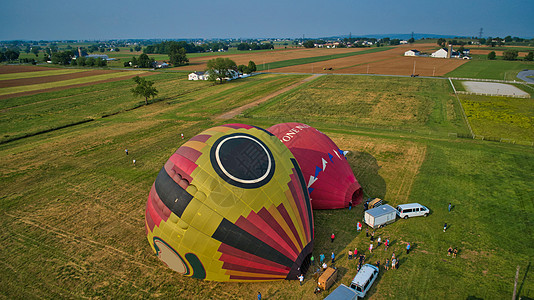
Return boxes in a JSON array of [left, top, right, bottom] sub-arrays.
[[447, 246, 458, 258]]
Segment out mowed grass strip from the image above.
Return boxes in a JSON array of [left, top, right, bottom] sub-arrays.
[[0, 71, 146, 96], [0, 73, 186, 142], [0, 69, 89, 81]]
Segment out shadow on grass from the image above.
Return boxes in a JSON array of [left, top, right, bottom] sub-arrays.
[[518, 262, 531, 299], [348, 151, 387, 199]]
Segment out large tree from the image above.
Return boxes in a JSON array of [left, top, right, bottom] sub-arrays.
[[206, 58, 237, 84], [502, 50, 518, 61], [131, 76, 158, 105], [138, 53, 154, 68], [169, 45, 188, 66], [303, 40, 315, 48], [247, 60, 256, 73]]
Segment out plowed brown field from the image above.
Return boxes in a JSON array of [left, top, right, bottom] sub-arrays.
[[0, 69, 119, 88], [469, 49, 528, 57], [178, 47, 370, 71], [0, 66, 149, 99], [268, 44, 467, 76], [177, 44, 467, 76], [0, 65, 61, 73]]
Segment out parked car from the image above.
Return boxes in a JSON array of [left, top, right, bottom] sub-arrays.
[[396, 203, 430, 219], [349, 264, 379, 298]]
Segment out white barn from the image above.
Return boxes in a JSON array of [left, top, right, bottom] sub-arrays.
[[431, 48, 448, 58], [404, 50, 421, 56]]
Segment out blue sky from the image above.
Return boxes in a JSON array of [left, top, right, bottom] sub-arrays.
[[1, 0, 532, 40]]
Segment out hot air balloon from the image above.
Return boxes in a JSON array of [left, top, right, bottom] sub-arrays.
[[267, 123, 363, 210], [145, 124, 314, 281]]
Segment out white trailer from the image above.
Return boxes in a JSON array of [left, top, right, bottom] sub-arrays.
[[325, 284, 357, 300], [364, 204, 396, 229]]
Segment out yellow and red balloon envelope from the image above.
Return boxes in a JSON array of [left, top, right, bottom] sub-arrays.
[[145, 124, 314, 281], [267, 123, 363, 209]]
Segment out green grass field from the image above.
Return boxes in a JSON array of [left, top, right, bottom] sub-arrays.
[[460, 94, 534, 143], [0, 71, 533, 299], [446, 59, 534, 80], [245, 75, 469, 136]]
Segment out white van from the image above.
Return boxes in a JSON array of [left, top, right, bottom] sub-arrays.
[[349, 264, 379, 298], [396, 203, 430, 219]]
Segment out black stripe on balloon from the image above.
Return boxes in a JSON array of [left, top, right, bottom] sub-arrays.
[[185, 253, 206, 279], [212, 218, 294, 268], [154, 167, 193, 218], [291, 158, 314, 239]]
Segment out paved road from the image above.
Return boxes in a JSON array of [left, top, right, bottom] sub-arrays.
[[517, 70, 534, 83]]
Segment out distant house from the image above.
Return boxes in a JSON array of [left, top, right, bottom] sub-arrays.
[[431, 48, 448, 58], [154, 61, 169, 68], [188, 69, 239, 81], [86, 54, 115, 61], [404, 50, 421, 56], [188, 71, 206, 81]]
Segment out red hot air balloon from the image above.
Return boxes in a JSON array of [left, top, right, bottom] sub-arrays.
[[145, 124, 314, 281], [267, 123, 363, 209]]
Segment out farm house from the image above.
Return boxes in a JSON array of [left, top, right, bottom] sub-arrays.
[[188, 69, 239, 81]]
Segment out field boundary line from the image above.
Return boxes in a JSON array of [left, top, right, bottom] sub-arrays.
[[455, 90, 530, 98], [449, 77, 534, 85], [4, 212, 157, 271], [215, 74, 324, 119], [449, 77, 474, 138]]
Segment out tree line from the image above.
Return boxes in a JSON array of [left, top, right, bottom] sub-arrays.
[[143, 41, 228, 54], [236, 42, 274, 51]]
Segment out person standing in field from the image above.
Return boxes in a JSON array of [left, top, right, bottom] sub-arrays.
[[377, 236, 382, 247], [406, 242, 411, 254], [298, 274, 304, 285], [357, 221, 362, 231], [385, 258, 390, 270], [331, 233, 335, 243], [348, 249, 353, 260], [331, 252, 335, 263], [320, 253, 325, 264], [369, 243, 373, 253], [125, 149, 128, 155], [448, 202, 452, 212]]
